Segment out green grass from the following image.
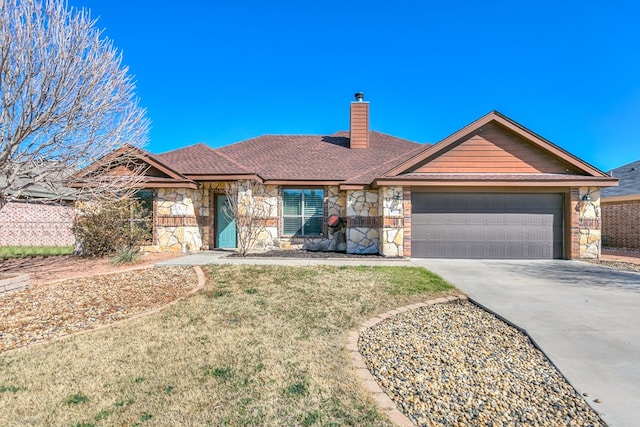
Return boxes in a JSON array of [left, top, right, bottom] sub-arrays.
[[0, 265, 456, 426], [0, 246, 74, 258], [361, 266, 453, 295], [66, 393, 90, 406]]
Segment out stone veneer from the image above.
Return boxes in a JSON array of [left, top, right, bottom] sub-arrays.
[[578, 187, 601, 259], [153, 187, 202, 252], [346, 189, 380, 254], [151, 181, 280, 253], [326, 185, 346, 218], [237, 180, 279, 251], [149, 184, 604, 260], [379, 186, 404, 257]]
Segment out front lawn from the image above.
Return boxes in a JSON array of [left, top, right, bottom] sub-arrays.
[[0, 265, 455, 426], [0, 245, 74, 258]]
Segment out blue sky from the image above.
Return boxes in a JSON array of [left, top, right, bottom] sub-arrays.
[[69, 0, 640, 171]]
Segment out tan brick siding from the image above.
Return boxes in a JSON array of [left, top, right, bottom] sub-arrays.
[[602, 200, 640, 250], [0, 201, 75, 246]]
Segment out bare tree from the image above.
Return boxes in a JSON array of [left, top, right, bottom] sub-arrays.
[[222, 180, 273, 256], [0, 0, 149, 208]]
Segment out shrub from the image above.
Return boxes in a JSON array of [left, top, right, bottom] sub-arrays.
[[112, 245, 141, 265], [73, 199, 151, 257]]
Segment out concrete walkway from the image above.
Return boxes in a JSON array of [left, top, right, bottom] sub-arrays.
[[412, 259, 640, 427], [156, 250, 416, 267], [159, 252, 640, 426]]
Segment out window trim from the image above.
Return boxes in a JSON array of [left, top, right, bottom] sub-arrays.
[[281, 187, 325, 237]]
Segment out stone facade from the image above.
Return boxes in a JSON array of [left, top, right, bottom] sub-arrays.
[[148, 183, 606, 260], [237, 180, 279, 251], [326, 185, 346, 218], [153, 188, 202, 252], [346, 189, 380, 254], [577, 187, 602, 259], [379, 186, 404, 257], [151, 181, 280, 253]]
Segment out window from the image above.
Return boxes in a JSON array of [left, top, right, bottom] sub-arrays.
[[133, 190, 154, 243], [282, 188, 324, 236]]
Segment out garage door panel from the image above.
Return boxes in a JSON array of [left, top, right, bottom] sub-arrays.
[[411, 193, 564, 259], [417, 240, 556, 259]]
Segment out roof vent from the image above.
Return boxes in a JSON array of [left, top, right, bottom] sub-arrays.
[[354, 92, 364, 102]]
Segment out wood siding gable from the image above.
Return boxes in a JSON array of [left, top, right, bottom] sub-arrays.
[[414, 122, 583, 174], [384, 111, 611, 178], [72, 145, 197, 189]]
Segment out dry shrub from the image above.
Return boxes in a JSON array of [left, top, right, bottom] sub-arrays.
[[73, 199, 151, 257]]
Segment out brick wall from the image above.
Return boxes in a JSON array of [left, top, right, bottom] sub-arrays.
[[0, 200, 75, 246], [601, 199, 640, 250]]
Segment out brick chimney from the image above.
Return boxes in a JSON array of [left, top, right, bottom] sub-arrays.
[[349, 92, 369, 149]]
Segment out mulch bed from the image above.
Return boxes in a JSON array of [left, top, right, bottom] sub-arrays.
[[0, 266, 198, 353], [229, 250, 386, 259]]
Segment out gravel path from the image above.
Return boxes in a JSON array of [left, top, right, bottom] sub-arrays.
[[359, 301, 604, 427], [0, 266, 198, 353]]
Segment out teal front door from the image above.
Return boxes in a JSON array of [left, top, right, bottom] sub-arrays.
[[216, 194, 237, 248]]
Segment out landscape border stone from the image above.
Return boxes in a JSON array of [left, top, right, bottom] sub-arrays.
[[0, 273, 30, 295], [346, 294, 467, 427]]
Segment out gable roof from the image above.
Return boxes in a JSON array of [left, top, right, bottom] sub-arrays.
[[601, 159, 640, 198], [71, 145, 197, 189], [376, 111, 618, 187], [82, 110, 619, 190]]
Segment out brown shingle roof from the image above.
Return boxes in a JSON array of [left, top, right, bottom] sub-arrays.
[[157, 143, 251, 175], [213, 131, 425, 183]]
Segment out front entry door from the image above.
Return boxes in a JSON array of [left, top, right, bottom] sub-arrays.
[[216, 194, 237, 248]]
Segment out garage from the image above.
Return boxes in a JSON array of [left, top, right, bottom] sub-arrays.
[[411, 192, 564, 259]]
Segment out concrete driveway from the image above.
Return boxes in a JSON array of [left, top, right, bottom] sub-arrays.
[[411, 259, 640, 427]]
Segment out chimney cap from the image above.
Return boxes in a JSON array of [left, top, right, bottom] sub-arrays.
[[354, 92, 364, 102]]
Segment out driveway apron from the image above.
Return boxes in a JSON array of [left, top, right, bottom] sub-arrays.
[[410, 259, 640, 427]]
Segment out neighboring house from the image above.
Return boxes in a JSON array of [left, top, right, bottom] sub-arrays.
[[0, 164, 76, 247], [81, 94, 617, 259], [0, 199, 75, 247], [601, 160, 640, 250]]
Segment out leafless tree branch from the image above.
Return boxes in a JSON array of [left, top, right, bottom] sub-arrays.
[[222, 180, 271, 256], [0, 0, 149, 207]]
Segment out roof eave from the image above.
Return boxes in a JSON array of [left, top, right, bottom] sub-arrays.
[[374, 176, 619, 187], [601, 194, 640, 202], [186, 173, 263, 182]]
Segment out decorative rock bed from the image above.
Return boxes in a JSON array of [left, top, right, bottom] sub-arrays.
[[354, 299, 605, 427]]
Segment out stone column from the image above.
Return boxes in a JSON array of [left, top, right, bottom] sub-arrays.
[[346, 189, 380, 254], [577, 187, 601, 259], [379, 186, 404, 257], [155, 187, 203, 253]]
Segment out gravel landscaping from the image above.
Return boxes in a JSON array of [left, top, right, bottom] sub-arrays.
[[359, 301, 605, 427], [586, 259, 640, 272]]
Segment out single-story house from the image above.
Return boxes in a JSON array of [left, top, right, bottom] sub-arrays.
[[80, 94, 618, 259], [601, 160, 640, 250]]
